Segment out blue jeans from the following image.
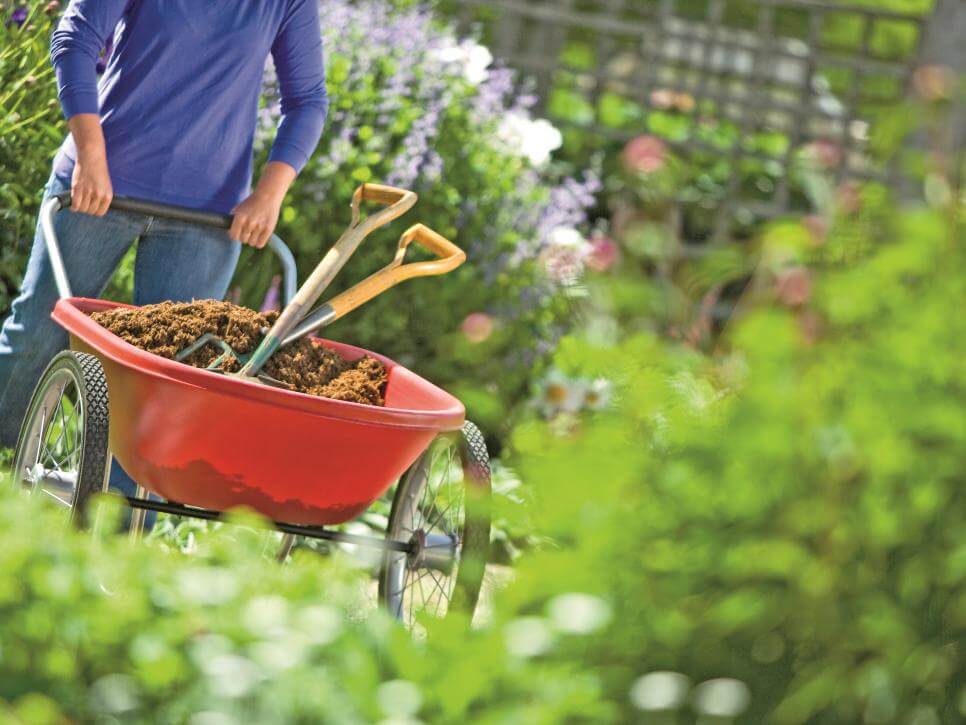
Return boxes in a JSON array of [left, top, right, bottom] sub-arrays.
[[0, 173, 241, 501]]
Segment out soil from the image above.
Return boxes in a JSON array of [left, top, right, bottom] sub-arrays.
[[89, 300, 388, 406]]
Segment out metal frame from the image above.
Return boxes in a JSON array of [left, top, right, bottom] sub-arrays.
[[124, 494, 415, 553], [40, 194, 298, 303], [31, 196, 469, 589], [443, 0, 932, 232]]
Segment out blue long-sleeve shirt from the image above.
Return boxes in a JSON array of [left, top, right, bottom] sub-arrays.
[[50, 0, 328, 213]]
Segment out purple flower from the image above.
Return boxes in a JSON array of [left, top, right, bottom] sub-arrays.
[[260, 275, 282, 313], [9, 6, 28, 26], [95, 35, 113, 74]]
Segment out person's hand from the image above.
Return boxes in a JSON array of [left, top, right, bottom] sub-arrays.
[[71, 150, 113, 217], [230, 191, 282, 249]]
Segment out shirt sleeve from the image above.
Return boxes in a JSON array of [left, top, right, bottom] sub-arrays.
[[49, 0, 128, 119], [268, 0, 329, 174]]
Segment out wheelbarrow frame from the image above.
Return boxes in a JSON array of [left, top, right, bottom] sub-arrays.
[[14, 193, 492, 624]]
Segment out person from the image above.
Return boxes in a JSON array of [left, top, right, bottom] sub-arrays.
[[0, 0, 328, 499]]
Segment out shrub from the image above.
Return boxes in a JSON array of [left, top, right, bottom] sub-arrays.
[[0, 184, 959, 723], [508, 185, 964, 721], [0, 1, 64, 313]]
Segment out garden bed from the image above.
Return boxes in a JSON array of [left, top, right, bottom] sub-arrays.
[[89, 301, 388, 406]]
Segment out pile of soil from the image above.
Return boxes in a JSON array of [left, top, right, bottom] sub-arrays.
[[89, 300, 388, 406]]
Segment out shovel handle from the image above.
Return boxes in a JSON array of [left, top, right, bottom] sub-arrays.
[[281, 224, 465, 344], [237, 183, 419, 378], [350, 184, 418, 229], [328, 224, 466, 320]]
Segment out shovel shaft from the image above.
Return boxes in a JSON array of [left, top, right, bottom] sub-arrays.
[[237, 184, 417, 378]]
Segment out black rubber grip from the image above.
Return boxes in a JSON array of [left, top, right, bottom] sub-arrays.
[[55, 192, 232, 229]]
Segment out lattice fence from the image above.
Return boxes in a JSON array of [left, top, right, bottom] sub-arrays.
[[442, 0, 934, 231]]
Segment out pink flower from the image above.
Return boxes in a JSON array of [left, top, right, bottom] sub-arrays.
[[649, 89, 675, 110], [913, 65, 954, 102], [806, 140, 841, 170], [774, 267, 812, 307], [461, 312, 494, 343], [835, 181, 863, 214], [586, 236, 619, 273], [621, 135, 668, 175], [260, 275, 281, 313]]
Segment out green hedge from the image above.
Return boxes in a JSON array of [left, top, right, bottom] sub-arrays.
[[0, 3, 63, 312], [0, 185, 960, 722]]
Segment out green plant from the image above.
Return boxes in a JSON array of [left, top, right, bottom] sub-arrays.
[[505, 177, 964, 721], [0, 1, 64, 313], [0, 182, 959, 723]]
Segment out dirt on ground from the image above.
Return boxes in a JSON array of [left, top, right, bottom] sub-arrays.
[[90, 300, 388, 406]]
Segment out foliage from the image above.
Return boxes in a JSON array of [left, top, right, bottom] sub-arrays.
[[0, 1, 64, 313], [510, 188, 963, 721], [0, 182, 960, 722]]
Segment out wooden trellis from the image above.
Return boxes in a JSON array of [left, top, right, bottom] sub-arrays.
[[443, 0, 943, 230]]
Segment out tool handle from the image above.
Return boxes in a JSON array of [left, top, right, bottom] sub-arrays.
[[42, 194, 297, 303], [281, 224, 465, 345], [55, 192, 234, 229], [237, 183, 419, 378], [355, 184, 412, 207], [328, 224, 465, 320]]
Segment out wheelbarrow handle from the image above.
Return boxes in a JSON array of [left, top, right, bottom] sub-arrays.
[[281, 224, 465, 345], [41, 193, 298, 304], [56, 191, 234, 229]]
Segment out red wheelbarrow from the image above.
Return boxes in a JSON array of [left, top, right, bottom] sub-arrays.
[[10, 189, 491, 626]]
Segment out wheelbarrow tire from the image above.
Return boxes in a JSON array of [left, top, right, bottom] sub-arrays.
[[11, 351, 111, 528], [379, 420, 491, 627]]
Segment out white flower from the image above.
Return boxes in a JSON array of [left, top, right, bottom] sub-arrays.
[[547, 593, 612, 634], [539, 226, 592, 285], [534, 369, 586, 417], [546, 226, 585, 249], [504, 617, 555, 658], [432, 38, 493, 85], [584, 378, 613, 411], [630, 671, 691, 712], [691, 678, 751, 718], [497, 112, 563, 166]]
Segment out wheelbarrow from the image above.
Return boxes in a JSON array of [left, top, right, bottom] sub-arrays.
[[9, 185, 491, 627]]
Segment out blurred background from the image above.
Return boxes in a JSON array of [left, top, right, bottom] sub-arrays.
[[0, 0, 963, 722]]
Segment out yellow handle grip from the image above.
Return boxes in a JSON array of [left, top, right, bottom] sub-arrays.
[[349, 183, 418, 229], [326, 224, 466, 321], [357, 183, 412, 206]]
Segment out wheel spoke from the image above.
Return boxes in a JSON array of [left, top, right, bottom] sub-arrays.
[[384, 428, 490, 628], [426, 569, 448, 617]]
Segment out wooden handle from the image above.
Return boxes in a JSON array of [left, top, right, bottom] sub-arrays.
[[237, 182, 418, 377], [350, 183, 418, 227], [326, 224, 466, 321], [357, 183, 412, 206]]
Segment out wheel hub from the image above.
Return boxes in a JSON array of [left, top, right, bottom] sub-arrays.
[[407, 529, 460, 574]]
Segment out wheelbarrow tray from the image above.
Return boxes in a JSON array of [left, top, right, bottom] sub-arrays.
[[52, 298, 465, 526]]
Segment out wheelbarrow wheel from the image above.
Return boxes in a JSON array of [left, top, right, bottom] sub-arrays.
[[11, 351, 111, 527], [379, 421, 491, 628]]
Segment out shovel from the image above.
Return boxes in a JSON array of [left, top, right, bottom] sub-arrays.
[[175, 184, 465, 378]]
